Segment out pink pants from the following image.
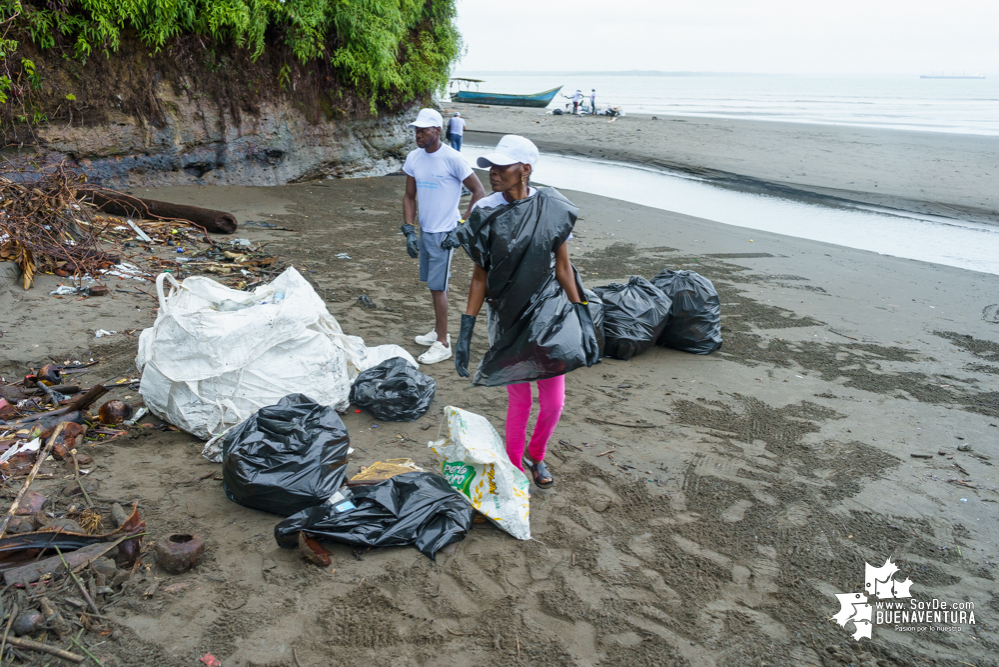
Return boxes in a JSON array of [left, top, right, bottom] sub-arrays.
[[505, 375, 565, 471]]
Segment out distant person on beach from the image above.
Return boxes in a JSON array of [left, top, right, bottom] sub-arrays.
[[589, 89, 596, 114], [572, 89, 582, 114], [401, 108, 485, 365], [447, 112, 466, 151], [451, 135, 600, 488]]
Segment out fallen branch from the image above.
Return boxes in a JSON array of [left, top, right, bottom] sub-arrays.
[[7, 408, 80, 426], [0, 422, 63, 539], [8, 384, 107, 425], [55, 547, 100, 615], [4, 636, 84, 663], [27, 385, 80, 396], [36, 382, 68, 406], [0, 601, 17, 663], [2, 534, 137, 587], [67, 384, 109, 412], [70, 450, 93, 508]]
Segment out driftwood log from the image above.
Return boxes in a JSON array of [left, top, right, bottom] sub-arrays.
[[81, 189, 237, 234]]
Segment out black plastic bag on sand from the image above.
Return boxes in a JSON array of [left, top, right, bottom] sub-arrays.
[[455, 187, 600, 386], [275, 472, 474, 560], [651, 269, 723, 354], [349, 357, 436, 422], [223, 394, 350, 516], [593, 277, 672, 361], [583, 288, 605, 357]]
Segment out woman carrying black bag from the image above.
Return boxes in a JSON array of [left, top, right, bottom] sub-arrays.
[[450, 135, 600, 488]]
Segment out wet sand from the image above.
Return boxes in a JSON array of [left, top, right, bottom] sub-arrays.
[[2, 162, 998, 664], [453, 104, 999, 225]]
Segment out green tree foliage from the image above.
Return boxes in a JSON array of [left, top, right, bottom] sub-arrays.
[[0, 0, 461, 110]]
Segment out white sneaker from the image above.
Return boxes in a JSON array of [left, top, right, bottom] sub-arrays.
[[415, 329, 438, 346], [418, 337, 452, 364]]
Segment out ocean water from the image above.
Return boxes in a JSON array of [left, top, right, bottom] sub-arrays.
[[452, 74, 999, 135], [461, 144, 999, 275]]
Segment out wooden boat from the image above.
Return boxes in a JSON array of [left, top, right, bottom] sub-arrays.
[[450, 85, 563, 108]]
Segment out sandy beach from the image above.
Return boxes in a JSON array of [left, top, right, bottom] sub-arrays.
[[2, 114, 998, 667], [453, 104, 999, 225]]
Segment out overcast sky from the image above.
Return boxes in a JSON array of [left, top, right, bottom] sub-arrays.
[[454, 0, 996, 75]]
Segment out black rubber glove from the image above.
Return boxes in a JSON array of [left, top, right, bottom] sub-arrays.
[[401, 223, 420, 259], [454, 314, 476, 378], [574, 301, 601, 365], [440, 220, 465, 250]]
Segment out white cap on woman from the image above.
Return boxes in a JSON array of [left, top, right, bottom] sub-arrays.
[[476, 135, 539, 168]]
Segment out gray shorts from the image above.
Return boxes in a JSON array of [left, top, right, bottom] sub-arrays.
[[419, 231, 454, 292]]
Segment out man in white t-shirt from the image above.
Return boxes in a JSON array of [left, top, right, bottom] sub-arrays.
[[571, 89, 582, 114], [589, 89, 596, 114], [401, 108, 485, 364], [447, 112, 466, 152]]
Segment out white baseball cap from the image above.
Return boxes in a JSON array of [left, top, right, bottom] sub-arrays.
[[476, 135, 539, 169], [453, 112, 461, 117], [408, 108, 443, 129]]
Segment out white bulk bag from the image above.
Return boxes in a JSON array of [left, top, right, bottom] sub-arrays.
[[136, 267, 363, 440]]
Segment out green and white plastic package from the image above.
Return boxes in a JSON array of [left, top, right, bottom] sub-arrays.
[[429, 406, 531, 540]]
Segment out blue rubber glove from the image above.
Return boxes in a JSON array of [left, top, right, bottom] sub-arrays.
[[401, 224, 419, 258], [574, 301, 600, 365], [454, 314, 476, 378]]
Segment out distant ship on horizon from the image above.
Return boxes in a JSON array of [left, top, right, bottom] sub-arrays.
[[920, 71, 985, 79]]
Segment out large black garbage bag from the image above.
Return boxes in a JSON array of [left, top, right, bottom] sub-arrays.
[[274, 472, 474, 560], [651, 269, 723, 354], [593, 277, 672, 360], [455, 187, 600, 386], [349, 358, 436, 421], [222, 394, 350, 516], [583, 288, 605, 356]]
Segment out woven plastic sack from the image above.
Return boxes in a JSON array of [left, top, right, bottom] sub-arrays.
[[136, 267, 365, 440], [428, 406, 531, 540]]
